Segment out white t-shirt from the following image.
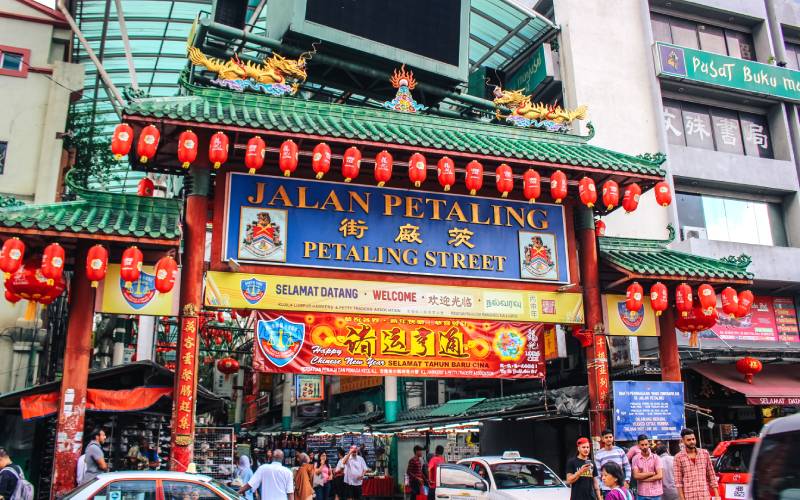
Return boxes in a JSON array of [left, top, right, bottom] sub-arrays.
[[248, 462, 294, 500], [343, 455, 368, 486]]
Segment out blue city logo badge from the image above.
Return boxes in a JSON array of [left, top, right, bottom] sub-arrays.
[[659, 44, 686, 76], [120, 271, 157, 310], [617, 301, 644, 333], [256, 317, 305, 367], [240, 278, 267, 305]]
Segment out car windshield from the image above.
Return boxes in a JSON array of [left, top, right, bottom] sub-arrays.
[[210, 479, 241, 500], [716, 443, 754, 473], [489, 462, 562, 489], [63, 478, 100, 499]]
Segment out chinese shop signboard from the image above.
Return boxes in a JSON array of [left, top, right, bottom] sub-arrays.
[[684, 295, 800, 345], [205, 271, 584, 324], [222, 173, 571, 283], [251, 312, 546, 379], [613, 381, 685, 441], [655, 42, 800, 103]]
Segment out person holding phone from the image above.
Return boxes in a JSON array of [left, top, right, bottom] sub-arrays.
[[566, 437, 602, 500]]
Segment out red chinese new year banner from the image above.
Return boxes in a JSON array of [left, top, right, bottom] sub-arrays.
[[252, 312, 546, 379]]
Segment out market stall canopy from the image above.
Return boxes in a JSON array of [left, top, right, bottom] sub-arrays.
[[0, 361, 225, 417], [692, 363, 800, 406], [599, 226, 753, 290]]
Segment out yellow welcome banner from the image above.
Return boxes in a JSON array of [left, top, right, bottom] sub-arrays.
[[204, 271, 584, 324], [602, 294, 659, 337], [96, 264, 180, 316]]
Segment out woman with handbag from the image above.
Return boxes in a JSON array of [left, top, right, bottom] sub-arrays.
[[295, 453, 316, 500], [313, 452, 332, 500]]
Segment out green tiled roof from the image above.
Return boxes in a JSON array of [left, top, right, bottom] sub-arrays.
[[427, 398, 485, 417], [599, 231, 753, 281], [0, 176, 181, 242], [123, 81, 665, 178]]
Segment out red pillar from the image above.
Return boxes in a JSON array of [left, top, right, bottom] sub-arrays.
[[576, 207, 610, 439], [170, 167, 209, 471], [51, 243, 93, 499], [658, 308, 682, 381]]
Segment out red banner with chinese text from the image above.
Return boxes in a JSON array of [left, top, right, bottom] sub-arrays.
[[252, 312, 545, 379]]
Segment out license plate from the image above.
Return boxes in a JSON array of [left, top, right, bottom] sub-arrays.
[[726, 483, 749, 499]]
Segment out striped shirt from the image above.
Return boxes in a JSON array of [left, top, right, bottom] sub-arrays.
[[595, 446, 632, 490], [673, 449, 717, 500]]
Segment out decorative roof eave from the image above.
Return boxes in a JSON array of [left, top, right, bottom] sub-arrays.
[[122, 80, 666, 180]]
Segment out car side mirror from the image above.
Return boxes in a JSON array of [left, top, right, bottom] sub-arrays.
[[474, 481, 488, 492]]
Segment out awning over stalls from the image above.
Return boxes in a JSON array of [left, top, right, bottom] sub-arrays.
[[0, 361, 226, 417], [692, 363, 800, 406]]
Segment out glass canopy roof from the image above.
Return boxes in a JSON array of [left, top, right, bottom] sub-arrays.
[[71, 0, 556, 192]]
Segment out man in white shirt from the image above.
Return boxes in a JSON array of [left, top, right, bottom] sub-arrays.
[[239, 449, 294, 500], [341, 446, 369, 500]]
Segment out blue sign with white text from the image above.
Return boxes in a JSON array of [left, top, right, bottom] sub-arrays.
[[613, 381, 685, 441], [223, 173, 570, 283]]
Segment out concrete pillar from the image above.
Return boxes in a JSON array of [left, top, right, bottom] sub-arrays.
[[282, 374, 293, 430], [384, 376, 398, 423], [136, 315, 156, 361], [437, 380, 446, 405]]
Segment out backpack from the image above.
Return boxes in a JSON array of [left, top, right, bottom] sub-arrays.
[[611, 487, 633, 500], [3, 465, 34, 500]]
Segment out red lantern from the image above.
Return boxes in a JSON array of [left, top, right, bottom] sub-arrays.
[[408, 153, 427, 188], [120, 246, 143, 287], [217, 357, 240, 375], [437, 157, 455, 192], [374, 150, 393, 187], [602, 180, 619, 210], [177, 130, 199, 169], [154, 256, 178, 293], [85, 244, 108, 287], [578, 177, 597, 208], [655, 181, 672, 207], [41, 243, 65, 285], [312, 143, 332, 179], [595, 219, 606, 237], [650, 282, 668, 316], [721, 287, 739, 318], [698, 284, 716, 315], [224, 330, 233, 343], [245, 136, 266, 174], [523, 169, 541, 203], [675, 305, 717, 347], [208, 131, 229, 169], [736, 356, 762, 384], [0, 237, 25, 279], [137, 177, 155, 197], [675, 283, 693, 318], [495, 164, 514, 198], [216, 311, 225, 323], [626, 282, 644, 316], [550, 170, 567, 204], [278, 139, 299, 177], [111, 123, 134, 160], [4, 289, 20, 304], [137, 125, 160, 164], [571, 326, 593, 348], [736, 290, 754, 318], [5, 260, 66, 319], [342, 147, 361, 182], [622, 183, 642, 213], [465, 161, 484, 195]]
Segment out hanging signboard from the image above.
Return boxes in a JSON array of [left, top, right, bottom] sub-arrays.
[[96, 264, 180, 316], [252, 312, 546, 379], [613, 381, 685, 441], [602, 294, 659, 337], [684, 295, 800, 345], [505, 44, 553, 95], [654, 41, 800, 103], [295, 374, 324, 402], [205, 271, 583, 324], [222, 173, 571, 283]]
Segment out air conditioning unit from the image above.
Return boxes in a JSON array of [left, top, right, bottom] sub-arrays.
[[682, 226, 708, 240]]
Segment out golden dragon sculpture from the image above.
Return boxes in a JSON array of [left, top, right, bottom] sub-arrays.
[[492, 87, 588, 127], [188, 47, 310, 94]]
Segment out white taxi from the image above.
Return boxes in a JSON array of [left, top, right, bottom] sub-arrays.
[[433, 451, 570, 500]]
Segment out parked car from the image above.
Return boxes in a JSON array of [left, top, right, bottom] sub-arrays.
[[712, 437, 758, 500], [748, 412, 800, 500], [431, 451, 569, 500], [63, 471, 241, 500]]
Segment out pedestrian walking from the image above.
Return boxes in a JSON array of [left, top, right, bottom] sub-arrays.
[[313, 451, 332, 500], [240, 449, 294, 500], [673, 429, 719, 500], [407, 445, 425, 498], [601, 462, 634, 500], [294, 453, 315, 500], [0, 448, 22, 500], [654, 443, 678, 500], [332, 448, 346, 500], [565, 437, 601, 500], [236, 455, 254, 500], [341, 445, 369, 500], [427, 445, 445, 500], [82, 429, 109, 483], [631, 435, 663, 500], [595, 430, 632, 497]]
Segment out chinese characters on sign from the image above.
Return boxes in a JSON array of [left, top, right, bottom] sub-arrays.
[[613, 381, 686, 441], [251, 312, 546, 379], [174, 316, 199, 443], [295, 374, 324, 402]]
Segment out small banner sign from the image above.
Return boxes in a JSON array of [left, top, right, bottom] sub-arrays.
[[602, 294, 659, 337], [96, 264, 180, 316], [252, 312, 546, 379], [613, 381, 686, 441]]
